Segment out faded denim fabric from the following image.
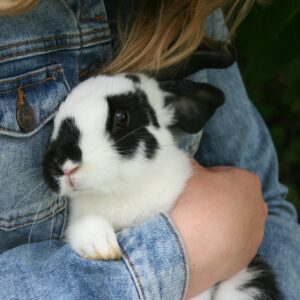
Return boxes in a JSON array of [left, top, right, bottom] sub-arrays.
[[0, 213, 188, 300], [0, 1, 299, 300], [0, 0, 112, 252]]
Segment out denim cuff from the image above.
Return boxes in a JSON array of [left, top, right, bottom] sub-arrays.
[[118, 213, 189, 300]]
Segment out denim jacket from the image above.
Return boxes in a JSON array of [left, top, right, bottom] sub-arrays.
[[0, 1, 299, 299]]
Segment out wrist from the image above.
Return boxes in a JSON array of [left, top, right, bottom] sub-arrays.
[[169, 210, 221, 298]]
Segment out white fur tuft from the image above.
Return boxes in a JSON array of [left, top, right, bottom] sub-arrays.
[[66, 215, 121, 260]]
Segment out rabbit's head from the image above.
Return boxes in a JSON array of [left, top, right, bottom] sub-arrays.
[[43, 73, 224, 196]]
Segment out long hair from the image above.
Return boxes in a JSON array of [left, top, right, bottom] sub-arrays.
[[104, 0, 254, 74], [0, 0, 254, 73], [0, 0, 38, 15]]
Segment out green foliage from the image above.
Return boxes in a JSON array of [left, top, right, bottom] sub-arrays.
[[237, 0, 300, 215]]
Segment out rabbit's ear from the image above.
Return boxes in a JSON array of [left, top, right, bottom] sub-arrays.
[[160, 80, 224, 133]]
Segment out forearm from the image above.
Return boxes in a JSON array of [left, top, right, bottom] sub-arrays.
[[0, 214, 188, 300]]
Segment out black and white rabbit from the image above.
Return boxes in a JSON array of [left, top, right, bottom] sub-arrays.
[[43, 73, 280, 300]]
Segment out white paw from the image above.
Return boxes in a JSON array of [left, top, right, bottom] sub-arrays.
[[66, 216, 122, 260]]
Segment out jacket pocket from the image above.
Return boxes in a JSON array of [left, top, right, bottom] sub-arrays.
[[0, 64, 70, 137], [0, 64, 69, 237]]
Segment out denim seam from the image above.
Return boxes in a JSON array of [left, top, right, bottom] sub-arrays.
[[0, 65, 62, 84], [0, 28, 109, 52], [0, 200, 66, 231], [0, 37, 111, 62], [0, 198, 65, 222], [119, 247, 147, 300], [160, 213, 189, 300], [0, 76, 57, 94]]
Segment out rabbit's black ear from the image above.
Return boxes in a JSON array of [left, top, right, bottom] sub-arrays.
[[160, 80, 224, 133]]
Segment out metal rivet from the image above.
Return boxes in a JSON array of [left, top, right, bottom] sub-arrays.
[[16, 88, 36, 133]]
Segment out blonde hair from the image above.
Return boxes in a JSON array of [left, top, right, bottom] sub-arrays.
[[0, 0, 254, 73], [105, 0, 255, 74], [0, 0, 38, 15]]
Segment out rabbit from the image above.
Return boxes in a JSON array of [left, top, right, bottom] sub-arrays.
[[43, 73, 280, 300]]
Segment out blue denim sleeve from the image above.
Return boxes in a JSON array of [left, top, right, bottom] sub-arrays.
[[0, 214, 188, 300], [193, 62, 300, 300]]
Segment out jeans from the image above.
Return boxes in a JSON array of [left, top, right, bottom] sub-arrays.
[[0, 1, 299, 299]]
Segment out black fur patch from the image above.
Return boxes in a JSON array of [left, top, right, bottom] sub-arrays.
[[147, 102, 160, 129], [106, 91, 159, 159], [43, 117, 82, 192], [240, 256, 281, 300], [125, 74, 141, 84]]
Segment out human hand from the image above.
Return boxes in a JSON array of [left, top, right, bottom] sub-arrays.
[[170, 160, 268, 299]]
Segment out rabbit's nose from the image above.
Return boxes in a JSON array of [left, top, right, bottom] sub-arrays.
[[63, 165, 80, 176]]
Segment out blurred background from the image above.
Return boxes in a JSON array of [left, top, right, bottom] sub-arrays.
[[237, 0, 300, 216]]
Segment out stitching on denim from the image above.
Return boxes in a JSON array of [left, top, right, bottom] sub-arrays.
[[0, 28, 109, 52], [120, 248, 147, 300], [0, 77, 58, 94], [78, 0, 106, 23], [0, 198, 66, 229], [0, 65, 62, 84], [160, 213, 188, 300], [120, 250, 146, 298], [0, 198, 64, 222], [0, 36, 110, 61], [0, 205, 66, 231], [79, 0, 106, 23], [0, 37, 111, 62]]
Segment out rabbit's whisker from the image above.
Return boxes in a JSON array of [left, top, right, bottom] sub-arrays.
[[27, 189, 50, 259]]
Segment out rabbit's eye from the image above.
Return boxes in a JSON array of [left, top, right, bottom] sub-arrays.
[[113, 109, 130, 130]]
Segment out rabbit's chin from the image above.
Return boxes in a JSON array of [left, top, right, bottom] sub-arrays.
[[59, 180, 133, 199]]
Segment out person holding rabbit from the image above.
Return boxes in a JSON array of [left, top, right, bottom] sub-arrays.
[[0, 1, 299, 299]]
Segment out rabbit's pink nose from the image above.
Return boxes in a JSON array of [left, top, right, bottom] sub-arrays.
[[63, 166, 80, 176]]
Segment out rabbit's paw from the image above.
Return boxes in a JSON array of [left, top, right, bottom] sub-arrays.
[[66, 216, 121, 260]]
